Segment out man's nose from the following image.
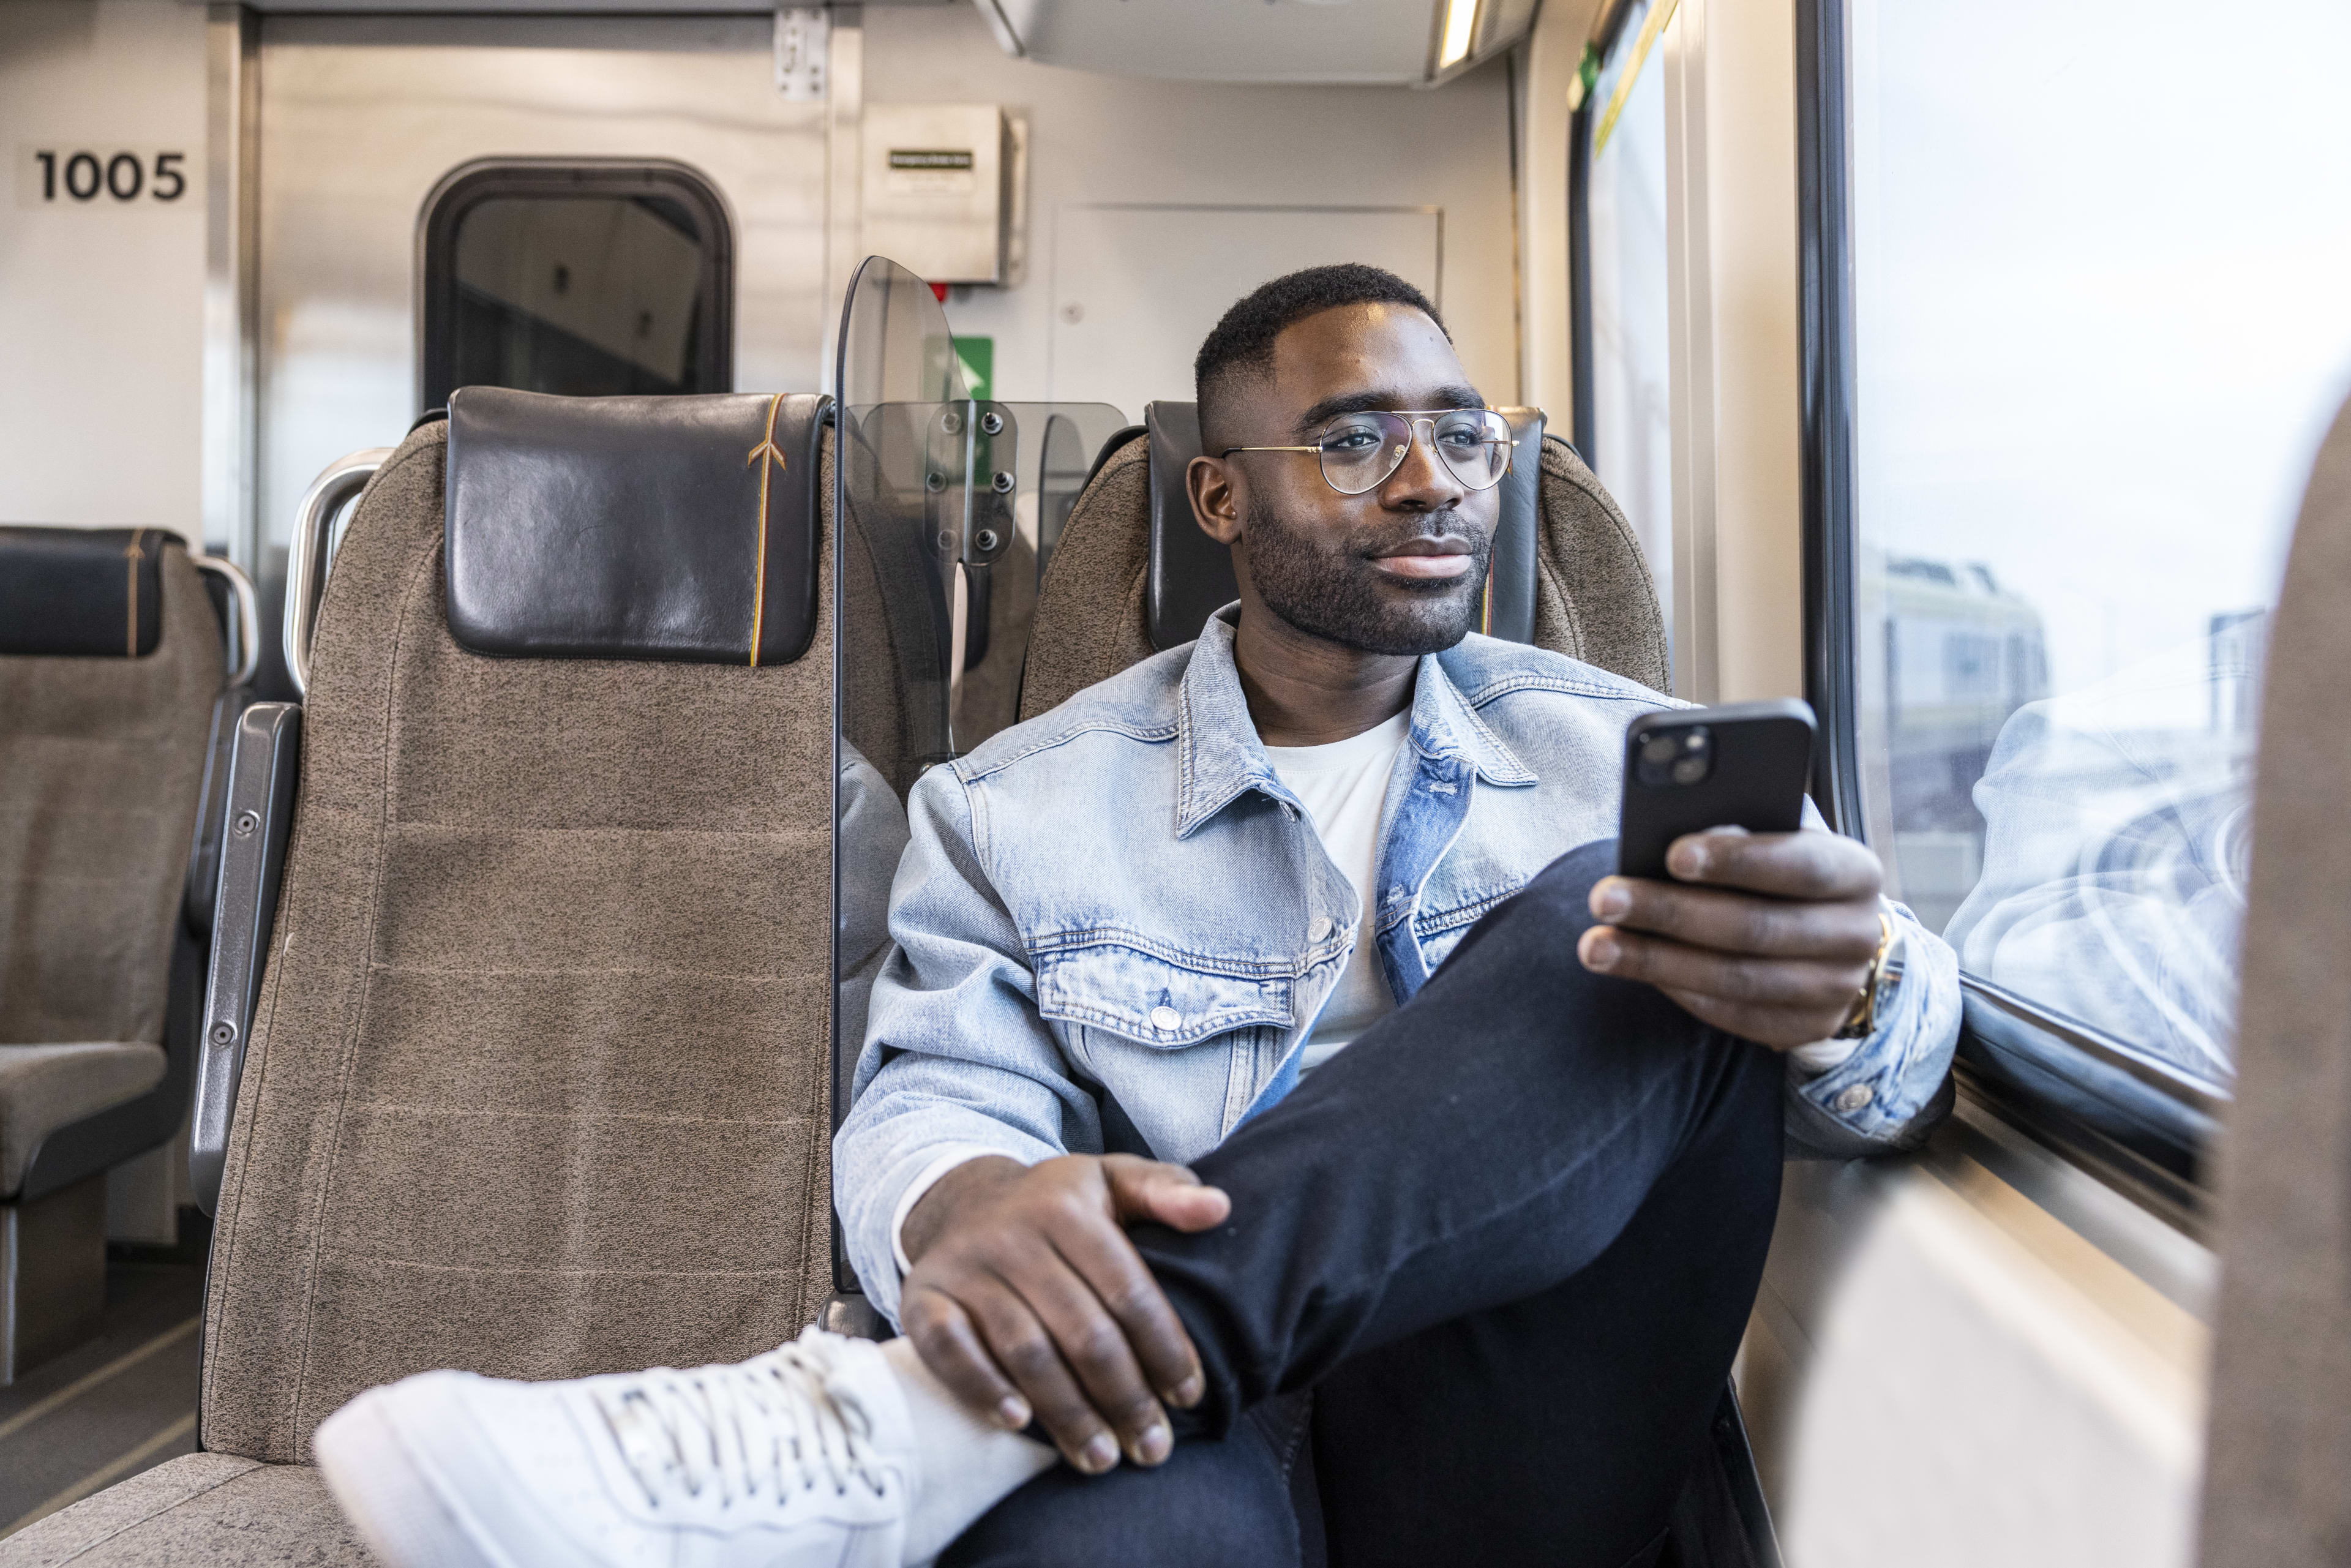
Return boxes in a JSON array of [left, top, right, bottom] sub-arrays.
[[1378, 421, 1466, 509]]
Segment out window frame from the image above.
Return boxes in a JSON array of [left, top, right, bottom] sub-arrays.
[[1795, 0, 2220, 1225], [1570, 1, 1664, 472], [1567, 0, 1659, 469], [415, 157, 736, 414]]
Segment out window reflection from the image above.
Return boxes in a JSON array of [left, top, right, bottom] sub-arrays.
[[1944, 619, 2260, 1082], [451, 196, 710, 396], [1848, 0, 2351, 1084], [1875, 556, 2047, 930]]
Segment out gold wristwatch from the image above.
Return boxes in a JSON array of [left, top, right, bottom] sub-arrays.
[[1831, 908, 1898, 1040]]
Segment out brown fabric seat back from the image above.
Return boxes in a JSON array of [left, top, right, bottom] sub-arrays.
[[2197, 395, 2351, 1567], [1019, 432, 1670, 720], [0, 536, 219, 1050], [200, 419, 836, 1464]]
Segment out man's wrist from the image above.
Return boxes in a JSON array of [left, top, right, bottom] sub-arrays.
[[1829, 906, 1899, 1040], [899, 1153, 1030, 1270]]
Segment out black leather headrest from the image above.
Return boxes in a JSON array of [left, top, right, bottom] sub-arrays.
[[445, 388, 827, 665], [1485, 412, 1548, 645], [1145, 403, 1239, 652], [1141, 402, 1548, 652], [0, 526, 173, 658]]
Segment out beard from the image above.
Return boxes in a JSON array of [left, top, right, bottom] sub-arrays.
[[1240, 495, 1491, 656]]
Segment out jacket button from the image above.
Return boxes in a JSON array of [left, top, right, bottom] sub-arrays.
[[1308, 915, 1332, 942], [1832, 1084, 1875, 1114], [1150, 1005, 1181, 1032]]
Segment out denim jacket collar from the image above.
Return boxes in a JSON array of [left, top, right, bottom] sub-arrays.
[[1172, 606, 1538, 841]]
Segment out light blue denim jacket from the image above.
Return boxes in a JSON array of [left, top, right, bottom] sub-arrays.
[[838, 612, 1961, 1320]]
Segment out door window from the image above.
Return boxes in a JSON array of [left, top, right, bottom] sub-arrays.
[[419, 160, 733, 410]]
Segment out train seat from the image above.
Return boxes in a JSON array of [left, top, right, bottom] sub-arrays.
[[2197, 390, 2351, 1565], [1017, 401, 1671, 721], [1, 390, 839, 1565], [0, 526, 241, 1384]]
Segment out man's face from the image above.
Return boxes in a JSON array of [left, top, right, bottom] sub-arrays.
[[1195, 303, 1499, 658]]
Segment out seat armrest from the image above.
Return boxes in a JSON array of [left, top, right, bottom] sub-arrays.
[[820, 1291, 889, 1342], [191, 702, 301, 1216]]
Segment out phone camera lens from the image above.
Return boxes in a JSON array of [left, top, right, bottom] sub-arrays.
[[1640, 734, 1679, 766], [1671, 755, 1710, 785]]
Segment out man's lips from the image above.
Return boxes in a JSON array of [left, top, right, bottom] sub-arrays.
[[1370, 537, 1476, 580]]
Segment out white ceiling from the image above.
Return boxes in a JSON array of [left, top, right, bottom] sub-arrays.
[[207, 0, 1533, 86], [978, 0, 1536, 85]]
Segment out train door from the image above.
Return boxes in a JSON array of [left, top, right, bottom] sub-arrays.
[[231, 11, 830, 691]]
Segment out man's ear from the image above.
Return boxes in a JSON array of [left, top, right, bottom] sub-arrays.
[[1187, 455, 1243, 546]]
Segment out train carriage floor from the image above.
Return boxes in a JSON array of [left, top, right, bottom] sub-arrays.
[[0, 1215, 208, 1540]]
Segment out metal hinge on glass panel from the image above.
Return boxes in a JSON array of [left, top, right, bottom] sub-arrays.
[[929, 400, 1017, 680]]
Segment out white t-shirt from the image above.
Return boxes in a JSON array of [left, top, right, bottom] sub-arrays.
[[1264, 710, 1413, 1075]]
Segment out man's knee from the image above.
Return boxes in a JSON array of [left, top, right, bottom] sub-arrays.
[[1427, 836, 1741, 1054], [1524, 838, 1621, 923], [1441, 838, 1618, 972]]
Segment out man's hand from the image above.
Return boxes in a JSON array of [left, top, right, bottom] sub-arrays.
[[1577, 827, 1885, 1049], [898, 1153, 1231, 1474]]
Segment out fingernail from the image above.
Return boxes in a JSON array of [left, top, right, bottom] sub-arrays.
[[997, 1396, 1032, 1430], [1168, 1373, 1204, 1409], [1081, 1433, 1120, 1474], [1592, 882, 1630, 920], [1583, 932, 1619, 970], [1137, 1423, 1172, 1465], [1669, 842, 1706, 877]]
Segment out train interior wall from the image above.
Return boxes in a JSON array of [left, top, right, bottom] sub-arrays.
[[1, 2, 208, 547]]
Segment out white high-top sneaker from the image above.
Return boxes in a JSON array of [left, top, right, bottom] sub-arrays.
[[315, 1326, 915, 1568]]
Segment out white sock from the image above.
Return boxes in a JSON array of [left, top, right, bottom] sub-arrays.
[[880, 1336, 1059, 1566]]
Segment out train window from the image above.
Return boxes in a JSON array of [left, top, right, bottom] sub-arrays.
[[1570, 0, 1675, 662], [418, 160, 734, 411], [1822, 0, 2351, 1093]]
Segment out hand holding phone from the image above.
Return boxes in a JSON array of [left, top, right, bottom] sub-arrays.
[[1588, 698, 1888, 1050]]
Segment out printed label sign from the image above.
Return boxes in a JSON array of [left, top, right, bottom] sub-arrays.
[[17, 147, 194, 209], [885, 148, 980, 198]]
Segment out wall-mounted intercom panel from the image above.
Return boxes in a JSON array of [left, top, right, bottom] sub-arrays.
[[861, 103, 1019, 287]]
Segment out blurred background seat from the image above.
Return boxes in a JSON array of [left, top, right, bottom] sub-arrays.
[[0, 525, 246, 1386]]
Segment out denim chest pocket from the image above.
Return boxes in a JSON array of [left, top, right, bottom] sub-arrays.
[[1034, 943, 1294, 1048]]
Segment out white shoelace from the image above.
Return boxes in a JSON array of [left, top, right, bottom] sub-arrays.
[[594, 1338, 890, 1513]]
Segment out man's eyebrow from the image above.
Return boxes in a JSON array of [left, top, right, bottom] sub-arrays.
[[1292, 384, 1488, 434]]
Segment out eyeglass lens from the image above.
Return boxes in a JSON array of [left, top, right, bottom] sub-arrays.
[[1316, 410, 1512, 495]]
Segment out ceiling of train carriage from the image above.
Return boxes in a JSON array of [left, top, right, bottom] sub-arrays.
[[227, 0, 1539, 85], [979, 0, 1539, 83]]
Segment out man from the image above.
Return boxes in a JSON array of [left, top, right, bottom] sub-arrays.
[[317, 265, 1959, 1568]]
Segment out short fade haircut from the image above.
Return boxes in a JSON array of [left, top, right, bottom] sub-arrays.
[[1194, 264, 1446, 448]]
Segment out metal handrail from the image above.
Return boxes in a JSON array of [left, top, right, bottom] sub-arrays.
[[285, 447, 394, 697], [189, 553, 260, 687]]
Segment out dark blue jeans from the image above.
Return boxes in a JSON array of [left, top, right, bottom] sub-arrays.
[[940, 841, 1785, 1568]]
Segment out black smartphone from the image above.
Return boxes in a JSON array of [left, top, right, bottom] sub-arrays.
[[1617, 699, 1817, 879]]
